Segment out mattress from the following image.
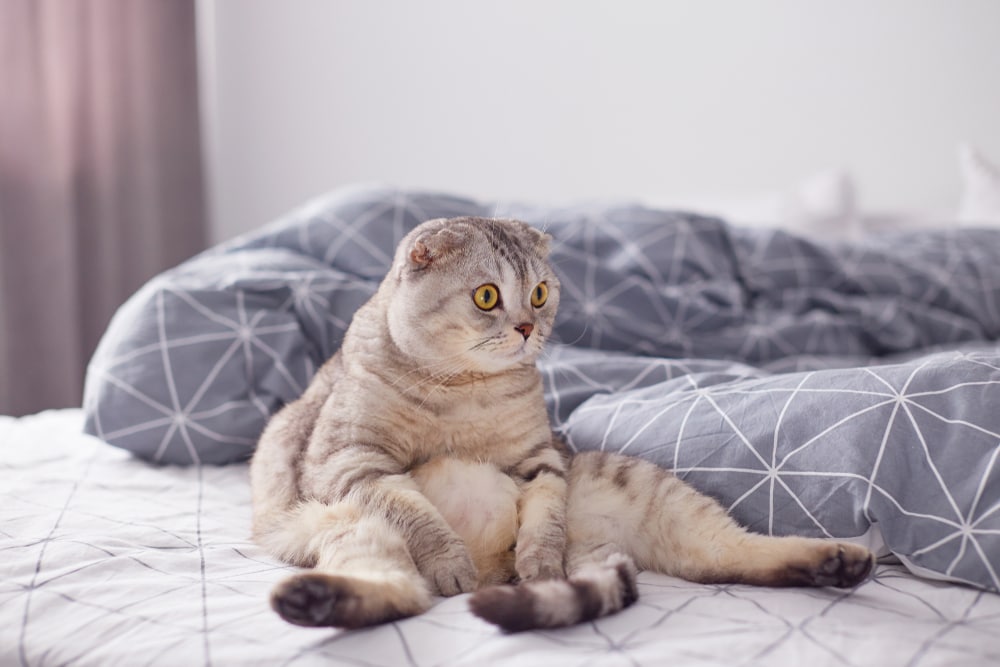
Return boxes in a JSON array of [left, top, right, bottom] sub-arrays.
[[3, 409, 998, 667]]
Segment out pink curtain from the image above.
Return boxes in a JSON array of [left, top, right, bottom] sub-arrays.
[[0, 0, 207, 416]]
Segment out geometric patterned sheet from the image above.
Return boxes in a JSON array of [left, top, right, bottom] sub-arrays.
[[80, 185, 1000, 593], [3, 410, 999, 667]]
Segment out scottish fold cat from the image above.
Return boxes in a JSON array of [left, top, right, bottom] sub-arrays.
[[249, 217, 873, 631]]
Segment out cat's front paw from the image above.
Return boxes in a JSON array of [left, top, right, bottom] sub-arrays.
[[419, 541, 479, 596], [515, 545, 565, 582]]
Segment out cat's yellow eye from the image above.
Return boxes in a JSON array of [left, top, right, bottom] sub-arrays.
[[531, 282, 548, 308], [474, 284, 500, 311]]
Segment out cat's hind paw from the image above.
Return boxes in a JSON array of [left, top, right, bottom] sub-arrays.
[[270, 571, 429, 628], [271, 573, 349, 627], [809, 544, 876, 588]]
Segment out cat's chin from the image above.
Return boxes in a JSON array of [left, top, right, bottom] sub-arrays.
[[504, 345, 542, 367], [469, 347, 539, 374]]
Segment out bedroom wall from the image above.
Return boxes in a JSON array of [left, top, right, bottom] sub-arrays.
[[197, 0, 1000, 243]]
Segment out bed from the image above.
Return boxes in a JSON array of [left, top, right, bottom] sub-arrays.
[[5, 185, 1000, 666]]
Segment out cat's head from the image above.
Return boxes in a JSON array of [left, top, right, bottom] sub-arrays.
[[384, 217, 560, 374]]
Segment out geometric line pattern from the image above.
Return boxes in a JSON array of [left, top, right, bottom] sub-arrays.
[[545, 345, 1000, 594], [80, 185, 1000, 592], [4, 409, 1000, 667]]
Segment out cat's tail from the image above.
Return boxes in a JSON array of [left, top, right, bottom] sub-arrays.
[[468, 553, 638, 633]]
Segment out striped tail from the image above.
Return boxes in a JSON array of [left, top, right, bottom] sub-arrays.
[[469, 553, 638, 633]]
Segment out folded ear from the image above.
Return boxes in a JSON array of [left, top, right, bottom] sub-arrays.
[[405, 217, 551, 269], [408, 225, 465, 268], [528, 227, 553, 257], [408, 238, 433, 267]]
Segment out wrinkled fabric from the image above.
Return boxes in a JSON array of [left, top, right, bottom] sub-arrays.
[[84, 185, 1000, 591]]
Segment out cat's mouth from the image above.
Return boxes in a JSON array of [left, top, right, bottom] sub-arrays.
[[505, 339, 536, 360], [470, 335, 540, 370]]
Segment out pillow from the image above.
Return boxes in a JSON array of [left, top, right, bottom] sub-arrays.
[[862, 144, 1000, 234], [82, 249, 375, 464], [957, 144, 1000, 225], [643, 169, 861, 241]]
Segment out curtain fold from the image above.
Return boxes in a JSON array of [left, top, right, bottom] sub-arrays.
[[0, 0, 207, 416]]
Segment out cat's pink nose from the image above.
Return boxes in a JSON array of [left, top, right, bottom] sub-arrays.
[[514, 323, 534, 340]]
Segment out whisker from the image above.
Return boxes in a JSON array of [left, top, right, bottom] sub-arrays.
[[469, 335, 503, 352], [549, 323, 590, 348], [415, 361, 476, 411], [386, 353, 471, 391], [394, 358, 473, 397]]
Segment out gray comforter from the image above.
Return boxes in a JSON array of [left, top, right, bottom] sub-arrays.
[[83, 185, 1000, 593]]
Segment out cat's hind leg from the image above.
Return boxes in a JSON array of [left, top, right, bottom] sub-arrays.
[[591, 452, 875, 588], [261, 500, 433, 628]]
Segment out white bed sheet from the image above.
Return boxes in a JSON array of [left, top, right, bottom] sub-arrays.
[[2, 410, 998, 667]]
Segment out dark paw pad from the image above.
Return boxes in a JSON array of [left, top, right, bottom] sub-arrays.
[[271, 573, 344, 627], [811, 546, 875, 588], [608, 554, 639, 607]]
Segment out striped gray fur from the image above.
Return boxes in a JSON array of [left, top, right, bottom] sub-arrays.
[[249, 216, 875, 632]]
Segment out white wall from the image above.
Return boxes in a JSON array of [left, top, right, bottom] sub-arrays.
[[198, 0, 1000, 243]]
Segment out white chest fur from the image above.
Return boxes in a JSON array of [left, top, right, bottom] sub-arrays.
[[411, 458, 520, 585]]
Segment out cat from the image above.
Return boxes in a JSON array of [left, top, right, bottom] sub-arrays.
[[249, 216, 875, 632]]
